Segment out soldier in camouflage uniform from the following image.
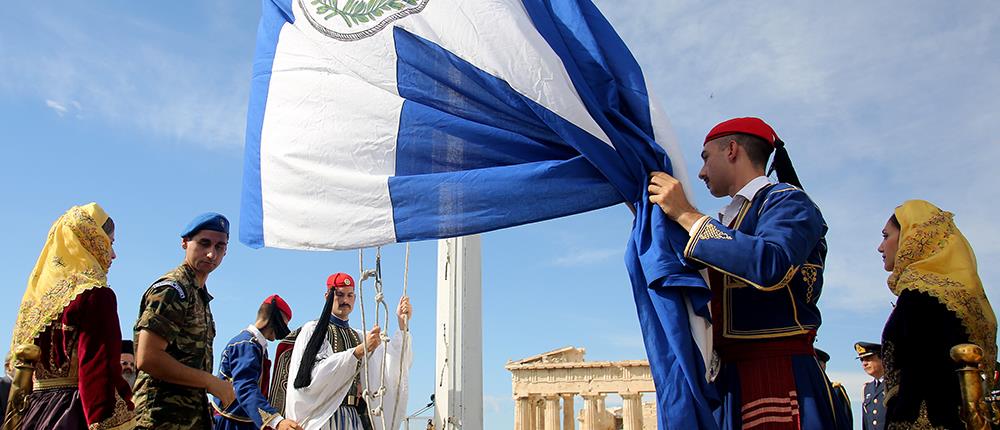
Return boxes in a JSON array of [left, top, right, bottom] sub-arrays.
[[132, 213, 236, 429]]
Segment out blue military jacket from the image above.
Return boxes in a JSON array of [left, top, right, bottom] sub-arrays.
[[684, 183, 828, 339], [211, 327, 281, 428], [862, 379, 886, 430]]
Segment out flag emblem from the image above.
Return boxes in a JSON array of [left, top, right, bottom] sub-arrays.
[[300, 0, 430, 41]]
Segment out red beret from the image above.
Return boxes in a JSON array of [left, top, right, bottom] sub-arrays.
[[326, 272, 355, 290], [704, 117, 778, 147], [265, 294, 292, 321]]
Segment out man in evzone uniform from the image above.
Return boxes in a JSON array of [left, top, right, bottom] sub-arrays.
[[647, 118, 836, 428], [270, 272, 413, 430]]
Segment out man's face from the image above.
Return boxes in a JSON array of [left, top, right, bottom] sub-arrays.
[[861, 355, 884, 378], [182, 230, 228, 276], [328, 286, 356, 320], [121, 353, 136, 376], [698, 138, 734, 198]]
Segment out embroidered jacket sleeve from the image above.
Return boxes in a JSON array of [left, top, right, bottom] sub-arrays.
[[684, 186, 826, 290], [228, 340, 282, 428], [66, 287, 129, 425]]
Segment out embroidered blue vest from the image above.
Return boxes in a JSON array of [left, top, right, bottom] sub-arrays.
[[684, 183, 828, 339]]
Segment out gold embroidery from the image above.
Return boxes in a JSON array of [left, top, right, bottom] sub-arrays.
[[801, 264, 819, 303], [887, 202, 997, 380], [699, 222, 732, 240], [259, 407, 280, 427], [882, 339, 899, 405], [885, 401, 947, 430], [10, 204, 113, 361], [754, 265, 799, 292], [88, 394, 136, 430]]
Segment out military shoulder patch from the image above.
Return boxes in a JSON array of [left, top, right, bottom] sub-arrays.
[[151, 280, 186, 300]]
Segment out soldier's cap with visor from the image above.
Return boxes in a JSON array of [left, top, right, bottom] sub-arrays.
[[815, 348, 831, 363], [180, 212, 229, 239], [854, 341, 882, 359]]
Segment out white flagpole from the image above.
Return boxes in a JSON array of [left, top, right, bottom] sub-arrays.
[[434, 235, 484, 429]]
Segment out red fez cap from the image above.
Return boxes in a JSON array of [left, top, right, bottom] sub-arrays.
[[326, 272, 355, 290], [265, 294, 292, 321], [704, 117, 778, 147]]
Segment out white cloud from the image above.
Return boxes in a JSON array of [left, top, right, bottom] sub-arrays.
[[482, 394, 509, 415], [1, 4, 250, 149], [550, 248, 622, 267], [44, 99, 83, 118], [45, 99, 68, 116], [594, 0, 1000, 319]]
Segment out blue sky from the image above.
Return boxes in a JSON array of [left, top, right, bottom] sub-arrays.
[[1, 1, 998, 429]]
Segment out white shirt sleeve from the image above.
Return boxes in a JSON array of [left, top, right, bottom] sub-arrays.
[[688, 215, 711, 237], [265, 414, 285, 429], [284, 320, 362, 430], [360, 329, 414, 430]]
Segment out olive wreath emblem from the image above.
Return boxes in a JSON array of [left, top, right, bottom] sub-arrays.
[[301, 0, 429, 41]]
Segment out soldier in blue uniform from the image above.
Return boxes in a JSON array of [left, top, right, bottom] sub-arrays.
[[212, 295, 302, 430], [648, 117, 835, 429], [855, 341, 885, 430]]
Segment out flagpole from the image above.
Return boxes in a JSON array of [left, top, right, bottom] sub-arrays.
[[434, 235, 484, 429]]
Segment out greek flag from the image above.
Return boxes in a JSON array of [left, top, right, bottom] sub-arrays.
[[240, 0, 716, 427]]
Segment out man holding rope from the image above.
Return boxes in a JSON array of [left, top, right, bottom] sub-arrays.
[[273, 272, 413, 430]]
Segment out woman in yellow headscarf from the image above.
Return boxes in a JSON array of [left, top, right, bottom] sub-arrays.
[[877, 199, 997, 429], [6, 203, 134, 430]]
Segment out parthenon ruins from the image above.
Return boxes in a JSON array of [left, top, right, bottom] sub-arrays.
[[506, 347, 657, 430]]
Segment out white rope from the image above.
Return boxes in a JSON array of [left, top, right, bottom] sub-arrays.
[[358, 247, 394, 430], [390, 242, 410, 426]]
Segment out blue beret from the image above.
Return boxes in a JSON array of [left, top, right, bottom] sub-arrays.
[[181, 212, 230, 238]]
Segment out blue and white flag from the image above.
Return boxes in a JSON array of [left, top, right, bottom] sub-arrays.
[[241, 0, 716, 427]]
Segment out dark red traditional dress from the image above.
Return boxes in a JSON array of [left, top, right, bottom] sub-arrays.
[[22, 288, 133, 430], [7, 203, 133, 430]]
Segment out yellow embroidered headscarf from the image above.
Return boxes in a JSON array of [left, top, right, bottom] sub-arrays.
[[888, 199, 997, 375], [9, 203, 114, 354]]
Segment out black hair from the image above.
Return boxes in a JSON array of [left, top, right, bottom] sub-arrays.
[[730, 134, 774, 170], [293, 290, 337, 389], [102, 217, 115, 236], [889, 214, 900, 230]]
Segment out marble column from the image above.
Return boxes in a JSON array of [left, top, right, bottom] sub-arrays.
[[621, 393, 643, 430], [561, 394, 575, 430], [544, 396, 561, 430], [515, 396, 532, 430], [581, 394, 603, 430], [535, 397, 546, 430]]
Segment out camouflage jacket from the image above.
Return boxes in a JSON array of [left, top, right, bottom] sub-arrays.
[[132, 263, 216, 430]]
